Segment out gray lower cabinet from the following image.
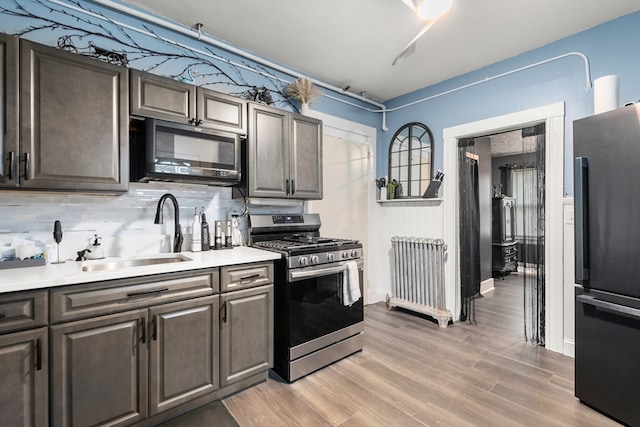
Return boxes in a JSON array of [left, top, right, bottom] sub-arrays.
[[18, 39, 128, 192], [148, 296, 219, 416], [220, 284, 273, 387], [50, 295, 221, 426], [0, 327, 48, 427], [235, 103, 322, 199], [1, 262, 272, 427], [50, 310, 148, 427]]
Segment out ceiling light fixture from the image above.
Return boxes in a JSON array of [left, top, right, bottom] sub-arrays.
[[393, 0, 453, 65], [416, 0, 452, 20]]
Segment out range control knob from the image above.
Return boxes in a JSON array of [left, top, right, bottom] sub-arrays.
[[327, 253, 335, 262], [299, 256, 308, 266], [350, 250, 358, 258], [341, 251, 349, 259], [310, 255, 320, 264]]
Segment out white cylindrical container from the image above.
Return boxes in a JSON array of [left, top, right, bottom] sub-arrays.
[[594, 75, 619, 114]]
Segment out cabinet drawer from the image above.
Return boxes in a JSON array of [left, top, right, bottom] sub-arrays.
[[0, 290, 48, 334], [50, 269, 218, 323], [503, 245, 518, 256], [221, 262, 273, 292]]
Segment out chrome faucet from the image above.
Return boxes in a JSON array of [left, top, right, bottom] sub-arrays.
[[154, 193, 183, 253]]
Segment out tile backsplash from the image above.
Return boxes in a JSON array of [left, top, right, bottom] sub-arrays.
[[0, 182, 295, 262]]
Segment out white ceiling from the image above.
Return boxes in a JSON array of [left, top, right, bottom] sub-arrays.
[[121, 0, 639, 102]]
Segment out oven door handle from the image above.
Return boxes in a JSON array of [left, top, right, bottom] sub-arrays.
[[288, 259, 363, 282]]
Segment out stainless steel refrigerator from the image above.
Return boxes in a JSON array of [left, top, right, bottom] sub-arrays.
[[574, 103, 640, 426]]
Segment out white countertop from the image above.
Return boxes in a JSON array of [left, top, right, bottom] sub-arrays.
[[0, 246, 281, 294]]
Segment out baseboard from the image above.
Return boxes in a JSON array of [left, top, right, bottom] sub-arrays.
[[563, 338, 575, 358], [480, 278, 495, 295]]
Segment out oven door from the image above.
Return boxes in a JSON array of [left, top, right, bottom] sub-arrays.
[[285, 259, 364, 352]]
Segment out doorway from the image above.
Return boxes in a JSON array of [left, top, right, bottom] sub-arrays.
[[442, 102, 566, 353], [457, 126, 546, 343]]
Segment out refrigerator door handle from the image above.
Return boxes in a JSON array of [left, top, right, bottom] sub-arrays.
[[577, 294, 640, 319], [574, 157, 590, 285]]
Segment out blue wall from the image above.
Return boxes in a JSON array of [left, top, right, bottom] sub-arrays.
[[379, 12, 640, 196]]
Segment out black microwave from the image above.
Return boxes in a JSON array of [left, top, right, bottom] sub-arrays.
[[130, 118, 242, 186]]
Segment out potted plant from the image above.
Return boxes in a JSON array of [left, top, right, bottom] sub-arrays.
[[285, 77, 321, 114]]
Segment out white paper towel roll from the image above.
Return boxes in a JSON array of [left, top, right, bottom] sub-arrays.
[[594, 75, 619, 114]]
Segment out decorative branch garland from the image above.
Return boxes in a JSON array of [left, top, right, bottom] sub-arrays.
[[0, 0, 299, 108]]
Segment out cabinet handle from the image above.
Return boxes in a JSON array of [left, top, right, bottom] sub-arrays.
[[127, 287, 169, 297], [7, 152, 15, 180], [285, 179, 290, 195], [291, 179, 295, 195], [574, 157, 590, 285], [23, 153, 30, 180], [240, 274, 260, 284], [152, 316, 158, 341], [140, 317, 146, 343], [220, 302, 227, 325], [36, 339, 42, 371]]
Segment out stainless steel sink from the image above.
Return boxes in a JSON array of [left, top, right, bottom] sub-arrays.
[[82, 255, 191, 272]]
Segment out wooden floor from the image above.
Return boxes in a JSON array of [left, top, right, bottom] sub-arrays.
[[223, 274, 621, 426]]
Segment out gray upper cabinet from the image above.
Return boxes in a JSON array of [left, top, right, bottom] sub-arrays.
[[237, 102, 322, 199], [290, 113, 323, 199], [0, 34, 19, 188], [130, 69, 247, 134], [19, 39, 129, 192]]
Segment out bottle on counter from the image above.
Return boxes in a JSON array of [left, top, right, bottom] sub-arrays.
[[214, 220, 223, 249], [201, 209, 211, 251], [191, 208, 202, 252], [225, 220, 233, 248]]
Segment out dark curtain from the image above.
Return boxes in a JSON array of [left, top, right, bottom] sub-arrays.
[[458, 138, 481, 323], [520, 124, 546, 344]]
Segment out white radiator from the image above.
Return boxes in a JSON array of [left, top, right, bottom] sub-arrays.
[[387, 237, 452, 328]]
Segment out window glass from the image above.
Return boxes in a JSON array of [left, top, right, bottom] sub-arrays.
[[388, 123, 434, 197]]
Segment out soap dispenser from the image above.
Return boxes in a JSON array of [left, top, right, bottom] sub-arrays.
[[86, 235, 105, 260]]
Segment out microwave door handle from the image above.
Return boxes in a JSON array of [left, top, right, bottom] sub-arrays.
[[574, 157, 590, 285]]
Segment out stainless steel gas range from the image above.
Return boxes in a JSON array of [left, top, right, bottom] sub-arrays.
[[250, 213, 364, 383]]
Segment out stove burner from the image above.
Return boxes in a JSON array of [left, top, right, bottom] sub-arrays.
[[283, 234, 335, 245]]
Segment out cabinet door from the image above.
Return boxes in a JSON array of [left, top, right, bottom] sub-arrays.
[[19, 40, 128, 192], [197, 88, 247, 134], [247, 103, 289, 198], [51, 310, 147, 427], [220, 284, 273, 387], [290, 113, 323, 199], [148, 296, 219, 415], [0, 327, 48, 427], [130, 69, 195, 124], [0, 33, 19, 188]]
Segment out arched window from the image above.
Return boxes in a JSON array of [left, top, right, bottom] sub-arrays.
[[388, 122, 434, 197]]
